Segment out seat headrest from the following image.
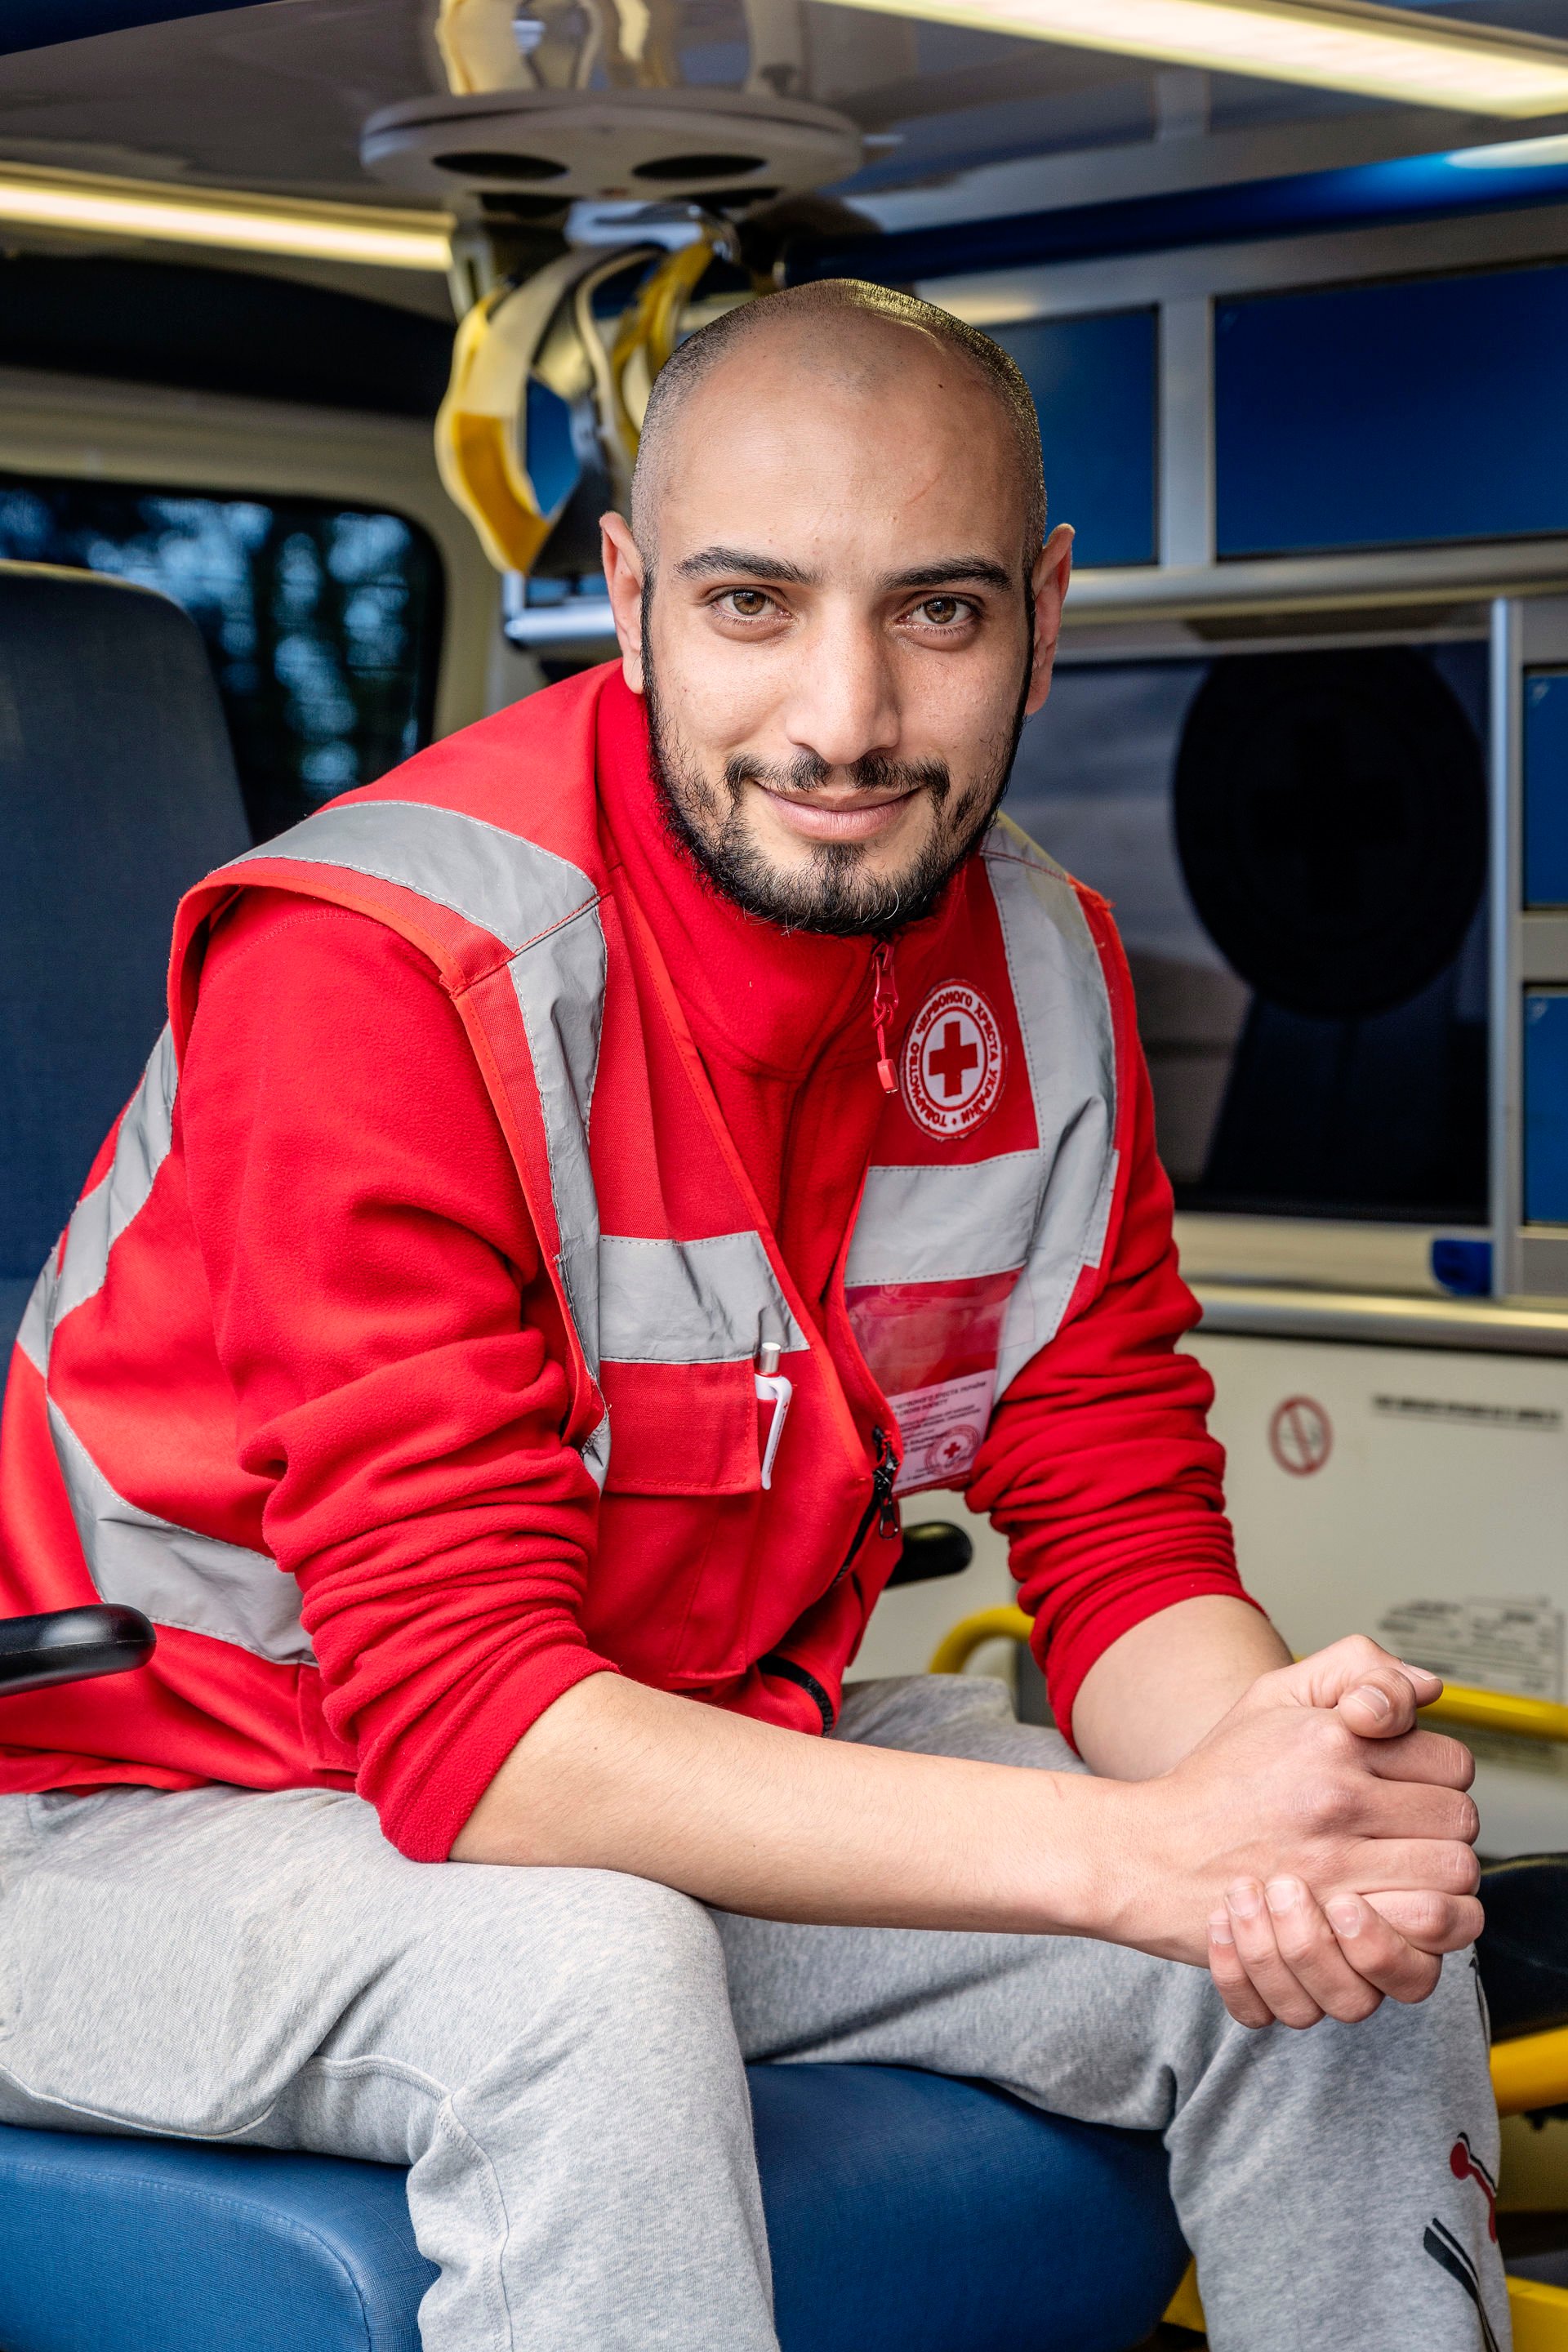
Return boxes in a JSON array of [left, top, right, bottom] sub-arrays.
[[0, 561, 251, 1287]]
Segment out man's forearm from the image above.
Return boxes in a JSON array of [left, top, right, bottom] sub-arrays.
[[1069, 1594, 1290, 1779], [452, 1669, 1114, 1934]]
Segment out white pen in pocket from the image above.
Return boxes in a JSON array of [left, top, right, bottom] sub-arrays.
[[754, 1339, 793, 1491]]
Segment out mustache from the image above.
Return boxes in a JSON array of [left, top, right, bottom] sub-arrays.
[[722, 751, 952, 805]]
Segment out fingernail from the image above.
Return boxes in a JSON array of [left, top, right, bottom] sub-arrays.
[[1265, 1878, 1300, 1914], [1209, 1911, 1235, 1945], [1327, 1896, 1362, 1936], [1228, 1882, 1263, 1919], [1351, 1683, 1392, 1720]]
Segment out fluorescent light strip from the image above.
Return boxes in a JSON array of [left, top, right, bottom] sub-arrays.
[[819, 0, 1568, 118], [0, 170, 452, 270]]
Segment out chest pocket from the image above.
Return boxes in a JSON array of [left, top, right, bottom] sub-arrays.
[[594, 1232, 804, 1497], [599, 1359, 760, 1496]]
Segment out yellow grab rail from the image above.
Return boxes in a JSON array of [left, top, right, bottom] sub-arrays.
[[928, 1610, 1568, 1744], [928, 1605, 1031, 1677]]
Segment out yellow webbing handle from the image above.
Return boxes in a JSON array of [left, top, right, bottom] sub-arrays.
[[608, 226, 730, 460]]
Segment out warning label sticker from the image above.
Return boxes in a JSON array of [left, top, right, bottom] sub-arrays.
[[1374, 1597, 1566, 1702], [888, 1371, 995, 1495]]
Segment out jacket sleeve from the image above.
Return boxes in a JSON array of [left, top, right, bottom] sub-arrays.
[[180, 890, 617, 1862], [964, 931, 1258, 1748]]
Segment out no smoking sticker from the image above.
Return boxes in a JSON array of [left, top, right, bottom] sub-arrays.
[[902, 982, 1004, 1140], [1269, 1396, 1332, 1476]]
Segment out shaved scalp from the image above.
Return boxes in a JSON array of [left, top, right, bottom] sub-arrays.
[[630, 278, 1047, 566]]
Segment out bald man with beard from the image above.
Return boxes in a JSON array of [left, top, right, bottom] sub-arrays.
[[0, 282, 1505, 2351]]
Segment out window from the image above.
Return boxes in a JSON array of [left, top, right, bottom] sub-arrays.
[[0, 475, 444, 842], [1009, 642, 1490, 1223]]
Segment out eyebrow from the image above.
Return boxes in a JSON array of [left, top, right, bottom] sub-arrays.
[[675, 546, 819, 585], [878, 558, 1014, 593]]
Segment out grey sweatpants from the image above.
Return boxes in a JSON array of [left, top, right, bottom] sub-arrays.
[[0, 1676, 1508, 2352]]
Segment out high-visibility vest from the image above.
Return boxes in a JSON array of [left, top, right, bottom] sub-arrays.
[[2, 665, 1127, 1771]]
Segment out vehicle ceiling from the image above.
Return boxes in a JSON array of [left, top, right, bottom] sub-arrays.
[[5, 0, 1568, 287]]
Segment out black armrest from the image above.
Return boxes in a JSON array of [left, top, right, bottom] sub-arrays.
[[0, 1605, 155, 1697], [887, 1521, 974, 1589], [1478, 1853, 1568, 2042]]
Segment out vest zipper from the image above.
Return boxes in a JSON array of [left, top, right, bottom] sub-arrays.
[[830, 1425, 898, 1586], [759, 1652, 837, 1734], [870, 941, 899, 1096], [767, 1429, 899, 1730]]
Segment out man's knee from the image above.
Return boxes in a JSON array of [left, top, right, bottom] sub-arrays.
[[452, 1867, 729, 2065]]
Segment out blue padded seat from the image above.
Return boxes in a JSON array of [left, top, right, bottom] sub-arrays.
[[0, 2064, 1186, 2352], [0, 560, 250, 1369]]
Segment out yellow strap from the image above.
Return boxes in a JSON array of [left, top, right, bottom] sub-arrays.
[[436, 243, 660, 575], [609, 227, 731, 458]]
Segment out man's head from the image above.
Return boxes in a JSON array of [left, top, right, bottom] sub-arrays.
[[601, 278, 1073, 938]]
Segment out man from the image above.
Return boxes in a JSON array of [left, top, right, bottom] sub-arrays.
[[0, 281, 1502, 2350]]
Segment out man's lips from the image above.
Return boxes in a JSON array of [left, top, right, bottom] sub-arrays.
[[754, 784, 920, 843]]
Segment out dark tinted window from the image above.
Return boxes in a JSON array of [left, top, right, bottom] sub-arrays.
[[0, 476, 444, 842], [1216, 263, 1568, 557], [1008, 644, 1490, 1224]]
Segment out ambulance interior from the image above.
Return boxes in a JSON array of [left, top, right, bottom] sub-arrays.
[[10, 0, 1568, 2343]]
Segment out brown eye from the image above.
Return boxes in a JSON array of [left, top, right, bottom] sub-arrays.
[[918, 598, 964, 626], [725, 589, 771, 617]]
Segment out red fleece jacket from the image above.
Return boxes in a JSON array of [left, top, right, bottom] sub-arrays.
[[166, 748, 1243, 1859]]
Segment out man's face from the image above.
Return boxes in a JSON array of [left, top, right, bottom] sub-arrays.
[[602, 319, 1073, 936]]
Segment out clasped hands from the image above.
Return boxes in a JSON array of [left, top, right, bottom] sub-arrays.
[[1136, 1636, 1481, 2032]]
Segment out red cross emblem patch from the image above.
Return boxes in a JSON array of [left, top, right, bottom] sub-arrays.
[[902, 982, 1005, 1140]]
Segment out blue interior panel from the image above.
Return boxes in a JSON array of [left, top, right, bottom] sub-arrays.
[[1215, 264, 1568, 557], [1526, 672, 1568, 908], [1525, 991, 1568, 1223], [986, 310, 1157, 568]]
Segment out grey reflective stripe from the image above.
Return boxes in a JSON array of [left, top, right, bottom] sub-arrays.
[[510, 901, 607, 1372], [599, 1232, 806, 1364], [48, 1401, 314, 1667], [985, 823, 1116, 1396], [843, 816, 1116, 1400], [20, 1027, 179, 1378], [51, 1026, 178, 1350], [845, 1155, 1040, 1289], [230, 800, 596, 954], [234, 798, 614, 1478], [15, 1260, 53, 1377]]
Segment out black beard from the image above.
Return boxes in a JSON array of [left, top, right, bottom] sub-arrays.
[[643, 639, 1031, 942]]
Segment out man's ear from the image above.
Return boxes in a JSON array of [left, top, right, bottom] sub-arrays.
[[600, 512, 646, 693], [1023, 523, 1074, 719]]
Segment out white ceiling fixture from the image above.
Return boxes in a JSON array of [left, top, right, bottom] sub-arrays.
[[0, 166, 452, 270], [814, 0, 1568, 118], [360, 87, 862, 206]]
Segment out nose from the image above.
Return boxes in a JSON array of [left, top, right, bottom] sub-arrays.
[[780, 608, 900, 778]]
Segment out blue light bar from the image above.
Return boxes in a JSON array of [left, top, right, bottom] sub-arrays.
[[798, 135, 1568, 286]]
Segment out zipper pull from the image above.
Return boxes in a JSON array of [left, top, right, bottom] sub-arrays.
[[871, 1425, 898, 1536], [870, 941, 899, 1097]]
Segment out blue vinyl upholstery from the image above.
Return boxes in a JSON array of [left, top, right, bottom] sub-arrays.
[[0, 2065, 1186, 2352], [0, 561, 250, 1370]]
